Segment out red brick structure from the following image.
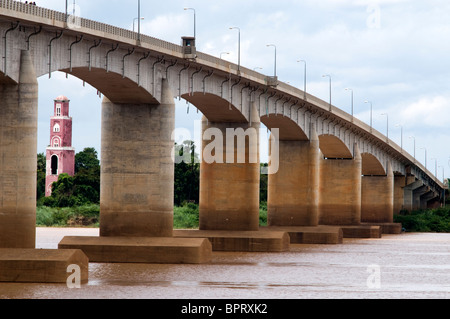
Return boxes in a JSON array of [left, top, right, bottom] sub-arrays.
[[45, 95, 75, 197]]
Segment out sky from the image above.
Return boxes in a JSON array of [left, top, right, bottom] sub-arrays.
[[35, 0, 450, 181]]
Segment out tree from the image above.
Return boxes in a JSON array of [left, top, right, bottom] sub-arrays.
[[41, 147, 101, 207], [36, 153, 46, 201], [174, 140, 200, 206], [75, 147, 100, 173]]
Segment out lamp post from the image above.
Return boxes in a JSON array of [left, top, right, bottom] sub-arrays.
[[184, 8, 196, 39], [421, 147, 427, 169], [365, 101, 373, 131], [133, 17, 144, 32], [431, 158, 437, 177], [409, 136, 416, 163], [298, 60, 307, 100], [229, 27, 240, 72], [439, 166, 445, 183], [322, 74, 331, 111], [439, 165, 446, 207], [381, 113, 389, 141], [137, 0, 141, 42], [266, 44, 277, 78], [395, 124, 403, 151], [345, 88, 353, 117]]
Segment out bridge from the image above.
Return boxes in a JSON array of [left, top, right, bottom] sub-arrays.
[[0, 0, 446, 282]]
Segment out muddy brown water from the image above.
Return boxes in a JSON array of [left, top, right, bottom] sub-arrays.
[[0, 228, 449, 299]]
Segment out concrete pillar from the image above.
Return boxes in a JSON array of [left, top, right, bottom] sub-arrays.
[[0, 50, 38, 249], [421, 191, 439, 209], [199, 103, 260, 231], [403, 179, 423, 212], [361, 162, 394, 223], [319, 143, 362, 225], [100, 79, 175, 237], [394, 175, 416, 214], [267, 124, 320, 226], [394, 176, 406, 214]]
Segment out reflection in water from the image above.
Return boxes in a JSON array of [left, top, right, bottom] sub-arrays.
[[0, 228, 449, 299]]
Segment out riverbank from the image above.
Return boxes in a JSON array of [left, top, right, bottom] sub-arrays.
[[36, 204, 450, 232], [1, 228, 449, 299]]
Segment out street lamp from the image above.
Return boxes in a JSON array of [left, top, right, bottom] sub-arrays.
[[322, 74, 331, 111], [365, 101, 373, 131], [229, 27, 240, 72], [431, 158, 438, 177], [409, 136, 416, 162], [137, 0, 141, 42], [381, 113, 389, 141], [439, 166, 445, 183], [298, 60, 307, 100], [133, 17, 144, 32], [266, 44, 277, 77], [184, 8, 196, 39], [345, 88, 353, 117], [420, 147, 427, 169], [395, 124, 403, 151]]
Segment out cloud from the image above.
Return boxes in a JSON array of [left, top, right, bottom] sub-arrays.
[[399, 95, 450, 129]]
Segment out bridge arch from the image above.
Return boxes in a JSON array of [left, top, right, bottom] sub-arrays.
[[261, 114, 308, 141], [361, 153, 386, 176], [181, 92, 246, 123], [54, 67, 158, 105], [319, 134, 353, 159]]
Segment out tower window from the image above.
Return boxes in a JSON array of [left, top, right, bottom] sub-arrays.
[[53, 123, 60, 133], [51, 155, 58, 175], [56, 103, 61, 116]]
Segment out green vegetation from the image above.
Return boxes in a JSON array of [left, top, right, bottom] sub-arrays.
[[37, 147, 100, 207], [394, 207, 450, 233], [36, 204, 100, 227], [36, 143, 448, 232]]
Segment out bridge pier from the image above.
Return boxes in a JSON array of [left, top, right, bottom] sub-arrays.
[[0, 50, 90, 284], [319, 143, 362, 226], [394, 175, 416, 213], [99, 82, 175, 238], [267, 124, 320, 227], [0, 50, 38, 249], [59, 79, 212, 263], [173, 104, 290, 251], [361, 162, 394, 223], [199, 112, 260, 231]]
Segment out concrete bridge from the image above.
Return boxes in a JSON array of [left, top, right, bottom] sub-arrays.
[[0, 1, 446, 280]]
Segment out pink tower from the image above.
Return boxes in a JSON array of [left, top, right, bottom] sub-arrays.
[[45, 95, 75, 197]]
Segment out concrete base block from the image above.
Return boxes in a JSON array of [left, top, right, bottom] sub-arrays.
[[262, 226, 343, 244], [58, 236, 212, 264], [340, 225, 382, 238], [362, 223, 402, 234], [173, 230, 290, 252], [0, 249, 88, 283]]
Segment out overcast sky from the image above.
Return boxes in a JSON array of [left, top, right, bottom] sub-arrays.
[[36, 0, 450, 180]]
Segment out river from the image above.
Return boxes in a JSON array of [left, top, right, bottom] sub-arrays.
[[0, 227, 449, 300]]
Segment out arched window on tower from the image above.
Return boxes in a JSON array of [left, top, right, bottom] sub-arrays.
[[56, 103, 61, 116], [51, 155, 58, 175], [53, 123, 60, 133]]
